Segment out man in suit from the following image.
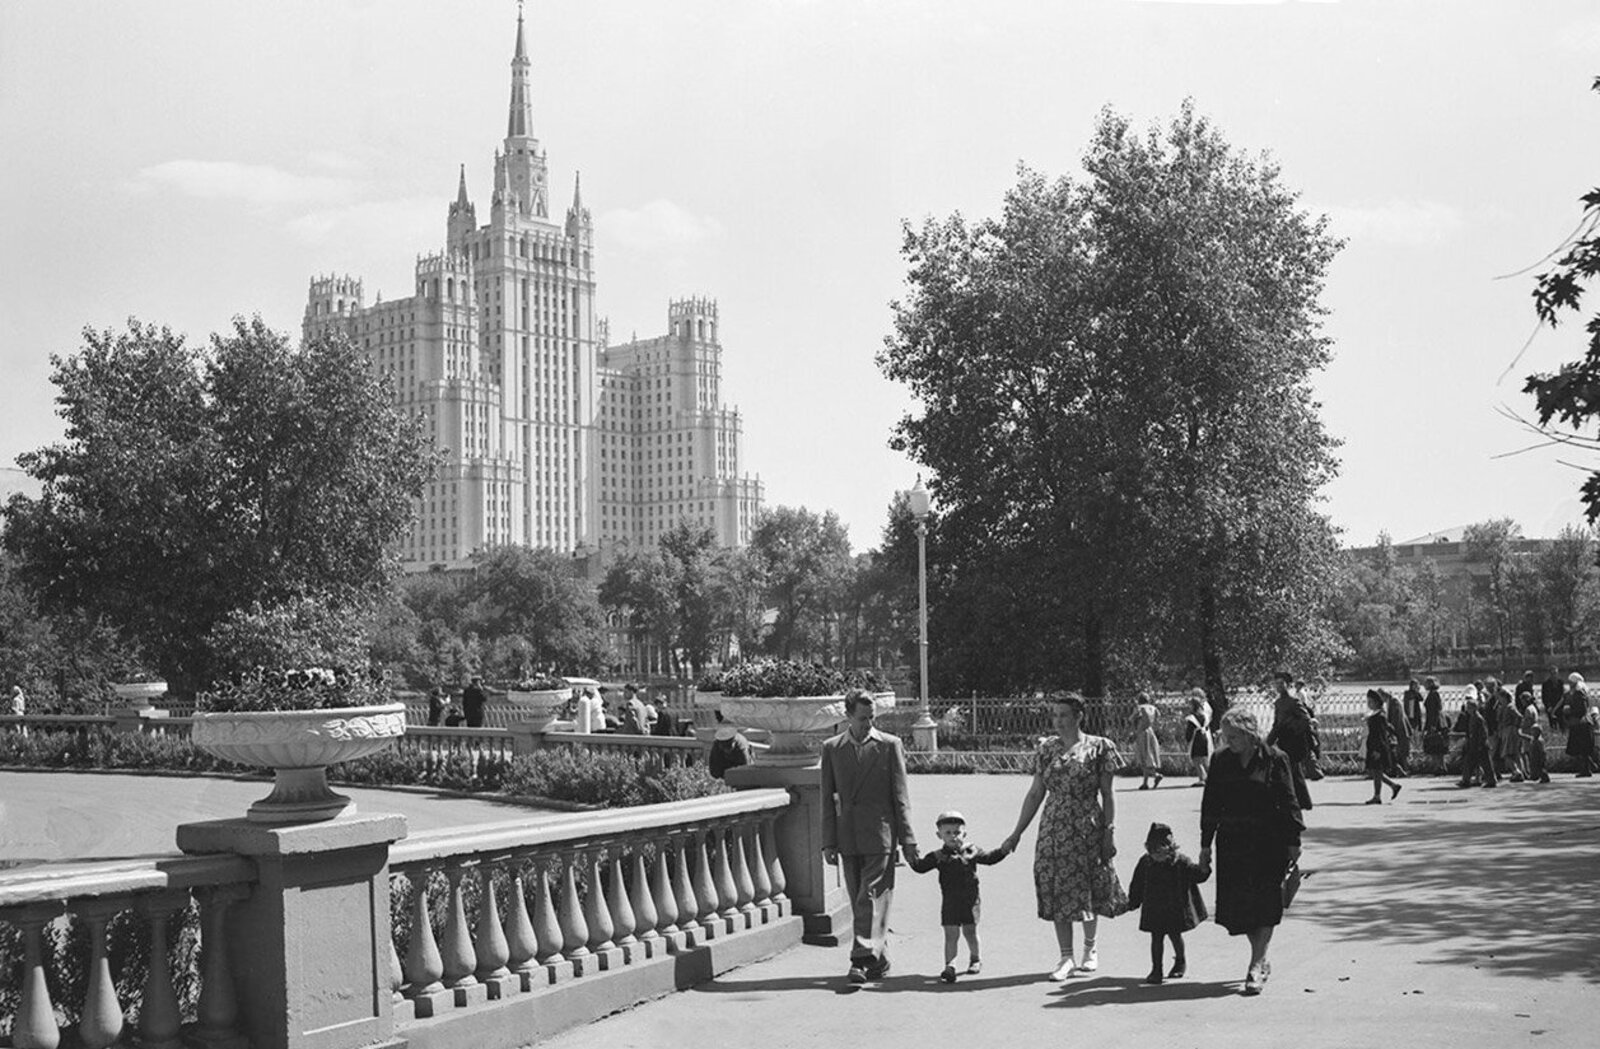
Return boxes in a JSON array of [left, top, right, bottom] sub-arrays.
[[462, 676, 487, 729], [820, 689, 919, 984], [618, 683, 649, 734]]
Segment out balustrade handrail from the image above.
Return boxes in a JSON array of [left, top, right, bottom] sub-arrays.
[[404, 725, 515, 741], [389, 789, 790, 868], [0, 852, 256, 909], [543, 730, 704, 750]]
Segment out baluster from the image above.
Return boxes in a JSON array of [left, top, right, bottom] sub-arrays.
[[389, 936, 404, 1003], [403, 869, 445, 995], [193, 885, 246, 1049], [731, 824, 757, 915], [711, 825, 740, 920], [691, 829, 719, 927], [629, 851, 659, 950], [670, 833, 699, 937], [5, 904, 62, 1049], [761, 817, 788, 903], [748, 822, 773, 908], [583, 853, 615, 960], [607, 853, 637, 954], [530, 861, 565, 965], [439, 863, 478, 988], [557, 854, 591, 960], [503, 862, 541, 987], [651, 841, 680, 938], [138, 891, 188, 1049], [473, 860, 511, 986], [74, 899, 126, 1049]]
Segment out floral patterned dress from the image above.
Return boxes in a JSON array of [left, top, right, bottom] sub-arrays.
[[1033, 734, 1128, 921]]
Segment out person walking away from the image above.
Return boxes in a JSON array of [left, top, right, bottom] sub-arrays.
[[1364, 690, 1403, 804], [1199, 708, 1305, 996], [1382, 688, 1412, 776], [707, 711, 752, 778], [462, 676, 487, 729], [1000, 692, 1127, 981], [1457, 690, 1497, 788], [1265, 672, 1316, 811], [908, 811, 1008, 983], [1133, 692, 1163, 789], [1184, 691, 1213, 787], [1542, 667, 1565, 730], [1493, 688, 1525, 782], [1126, 821, 1209, 984], [1422, 677, 1445, 734], [820, 689, 919, 984], [1403, 678, 1424, 733], [1560, 673, 1598, 777]]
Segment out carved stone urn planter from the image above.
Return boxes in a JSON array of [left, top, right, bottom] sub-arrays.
[[504, 688, 572, 732], [190, 703, 407, 823], [717, 695, 848, 767]]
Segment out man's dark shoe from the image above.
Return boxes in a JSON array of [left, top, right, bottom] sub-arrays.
[[847, 965, 868, 985], [865, 956, 891, 980]]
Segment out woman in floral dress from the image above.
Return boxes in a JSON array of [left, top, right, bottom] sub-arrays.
[[1001, 692, 1127, 980]]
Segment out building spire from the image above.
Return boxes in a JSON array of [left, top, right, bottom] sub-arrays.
[[508, 2, 533, 139], [572, 171, 582, 210], [455, 164, 469, 207]]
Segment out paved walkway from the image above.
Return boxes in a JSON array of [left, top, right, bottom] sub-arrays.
[[540, 771, 1600, 1049], [0, 769, 561, 864]]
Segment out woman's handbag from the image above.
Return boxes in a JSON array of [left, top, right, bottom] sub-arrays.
[[1422, 727, 1449, 755], [1282, 862, 1308, 909]]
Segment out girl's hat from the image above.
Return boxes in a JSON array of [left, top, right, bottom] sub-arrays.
[[935, 810, 966, 828], [1145, 822, 1174, 847]]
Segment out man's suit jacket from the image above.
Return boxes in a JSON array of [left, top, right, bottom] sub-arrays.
[[819, 727, 917, 856]]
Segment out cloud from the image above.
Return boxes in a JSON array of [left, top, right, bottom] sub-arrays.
[[127, 160, 359, 206], [285, 197, 440, 249], [1319, 199, 1465, 247], [597, 200, 725, 254]]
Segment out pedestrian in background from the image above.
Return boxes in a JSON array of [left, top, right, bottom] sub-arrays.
[[1382, 688, 1411, 776], [1560, 673, 1597, 778], [1364, 690, 1403, 804], [1184, 691, 1213, 787], [1542, 667, 1565, 730], [462, 675, 487, 728], [1133, 692, 1163, 789]]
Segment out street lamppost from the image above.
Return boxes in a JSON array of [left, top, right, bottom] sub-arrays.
[[907, 479, 938, 752]]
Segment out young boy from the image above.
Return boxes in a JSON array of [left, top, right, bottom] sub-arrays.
[[909, 810, 1008, 982]]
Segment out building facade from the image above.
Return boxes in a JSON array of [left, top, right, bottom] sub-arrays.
[[303, 11, 761, 570]]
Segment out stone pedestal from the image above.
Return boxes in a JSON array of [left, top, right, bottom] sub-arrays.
[[176, 814, 408, 1049], [723, 765, 849, 946], [910, 719, 940, 753], [506, 722, 548, 756]]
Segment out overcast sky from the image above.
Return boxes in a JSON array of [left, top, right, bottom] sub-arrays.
[[3, 0, 1599, 552]]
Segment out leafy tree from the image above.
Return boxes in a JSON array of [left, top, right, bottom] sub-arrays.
[[462, 545, 607, 675], [1463, 518, 1521, 664], [2, 318, 437, 693], [1537, 524, 1600, 654], [747, 506, 854, 661], [881, 102, 1342, 700], [1525, 77, 1600, 519], [599, 547, 677, 670]]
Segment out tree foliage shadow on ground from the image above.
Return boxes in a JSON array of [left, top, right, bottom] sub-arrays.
[[1294, 781, 1600, 983]]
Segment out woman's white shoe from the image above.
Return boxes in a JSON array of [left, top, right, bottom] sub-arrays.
[[1078, 946, 1098, 972], [1048, 956, 1077, 981]]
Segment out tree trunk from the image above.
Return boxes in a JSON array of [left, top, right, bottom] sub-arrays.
[[1082, 612, 1105, 698], [1198, 582, 1229, 719]]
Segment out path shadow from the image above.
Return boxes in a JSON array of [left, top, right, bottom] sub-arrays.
[[1042, 974, 1239, 1006], [691, 970, 1047, 997], [1296, 782, 1600, 982]]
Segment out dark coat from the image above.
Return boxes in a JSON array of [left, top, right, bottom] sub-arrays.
[[1127, 853, 1209, 934], [909, 843, 1006, 926]]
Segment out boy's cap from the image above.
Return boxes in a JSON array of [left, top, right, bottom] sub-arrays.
[[935, 810, 965, 827], [1145, 822, 1174, 847]]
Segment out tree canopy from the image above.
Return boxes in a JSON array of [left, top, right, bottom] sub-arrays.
[[880, 102, 1343, 698], [2, 317, 437, 692]]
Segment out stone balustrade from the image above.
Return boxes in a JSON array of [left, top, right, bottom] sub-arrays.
[[533, 730, 706, 767], [385, 790, 790, 1022], [0, 854, 256, 1049]]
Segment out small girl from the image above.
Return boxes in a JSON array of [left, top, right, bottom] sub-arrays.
[[1523, 720, 1551, 784], [1364, 690, 1403, 804], [1126, 822, 1208, 984], [908, 810, 1009, 983]]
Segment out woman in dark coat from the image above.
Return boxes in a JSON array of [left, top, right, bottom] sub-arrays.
[[1561, 673, 1597, 777], [1364, 690, 1403, 804], [1199, 707, 1304, 996]]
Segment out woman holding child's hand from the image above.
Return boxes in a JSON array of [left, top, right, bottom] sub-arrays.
[[1000, 692, 1127, 982]]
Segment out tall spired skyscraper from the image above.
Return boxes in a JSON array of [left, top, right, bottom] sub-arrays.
[[303, 10, 762, 570]]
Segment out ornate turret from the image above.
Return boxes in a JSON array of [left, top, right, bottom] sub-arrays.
[[447, 164, 476, 251], [565, 171, 592, 246]]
